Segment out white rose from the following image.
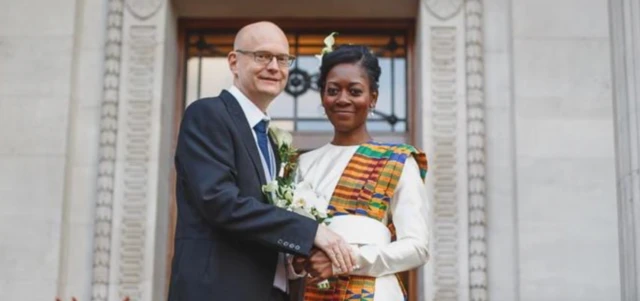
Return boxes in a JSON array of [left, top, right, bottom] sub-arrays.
[[274, 198, 288, 208], [279, 131, 292, 148], [292, 181, 328, 218], [292, 196, 306, 208], [270, 126, 293, 148], [262, 180, 278, 193], [292, 206, 316, 220]]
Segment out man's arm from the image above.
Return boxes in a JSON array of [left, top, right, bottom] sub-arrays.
[[175, 100, 318, 256]]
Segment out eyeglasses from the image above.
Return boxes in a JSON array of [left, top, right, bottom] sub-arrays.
[[235, 50, 296, 67]]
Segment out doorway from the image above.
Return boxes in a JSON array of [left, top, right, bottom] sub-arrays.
[[169, 18, 418, 300]]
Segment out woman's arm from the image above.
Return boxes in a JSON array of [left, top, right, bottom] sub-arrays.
[[348, 156, 431, 277]]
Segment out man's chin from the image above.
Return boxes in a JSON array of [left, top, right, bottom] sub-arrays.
[[257, 86, 284, 98]]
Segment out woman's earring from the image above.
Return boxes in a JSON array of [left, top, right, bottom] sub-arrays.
[[318, 104, 326, 117], [369, 107, 375, 117]]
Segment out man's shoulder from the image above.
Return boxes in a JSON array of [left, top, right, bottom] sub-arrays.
[[183, 95, 230, 120], [186, 95, 225, 111]]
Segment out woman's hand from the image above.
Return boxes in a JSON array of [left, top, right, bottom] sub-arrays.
[[291, 255, 307, 274], [305, 248, 336, 282]]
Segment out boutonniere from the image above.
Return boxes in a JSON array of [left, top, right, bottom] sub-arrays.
[[268, 125, 297, 179]]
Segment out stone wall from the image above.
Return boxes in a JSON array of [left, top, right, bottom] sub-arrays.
[[0, 0, 102, 299]]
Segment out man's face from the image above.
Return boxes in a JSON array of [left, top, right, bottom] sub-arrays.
[[229, 37, 292, 102]]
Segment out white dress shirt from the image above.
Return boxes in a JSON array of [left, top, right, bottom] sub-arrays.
[[228, 85, 288, 293]]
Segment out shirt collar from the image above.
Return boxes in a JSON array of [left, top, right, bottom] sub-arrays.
[[228, 85, 270, 129]]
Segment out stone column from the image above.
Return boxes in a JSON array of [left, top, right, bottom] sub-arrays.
[[609, 1, 640, 301]]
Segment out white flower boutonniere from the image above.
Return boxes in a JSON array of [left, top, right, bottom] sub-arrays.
[[269, 125, 295, 178], [269, 125, 293, 150]]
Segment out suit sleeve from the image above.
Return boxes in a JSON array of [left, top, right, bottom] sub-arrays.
[[175, 100, 318, 256]]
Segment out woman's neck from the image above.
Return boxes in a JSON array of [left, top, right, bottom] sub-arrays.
[[331, 128, 371, 146]]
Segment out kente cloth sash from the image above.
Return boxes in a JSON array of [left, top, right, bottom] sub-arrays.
[[303, 142, 427, 301]]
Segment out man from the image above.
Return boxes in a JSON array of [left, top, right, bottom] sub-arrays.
[[168, 21, 355, 301]]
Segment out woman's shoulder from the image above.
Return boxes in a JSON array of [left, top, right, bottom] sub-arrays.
[[297, 144, 329, 160], [368, 142, 428, 178], [367, 141, 425, 156]]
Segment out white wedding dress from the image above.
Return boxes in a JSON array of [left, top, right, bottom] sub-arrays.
[[295, 143, 431, 301]]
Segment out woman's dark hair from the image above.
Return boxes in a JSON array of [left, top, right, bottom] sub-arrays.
[[317, 44, 381, 94]]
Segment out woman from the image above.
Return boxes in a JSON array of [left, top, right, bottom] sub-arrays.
[[289, 44, 431, 301]]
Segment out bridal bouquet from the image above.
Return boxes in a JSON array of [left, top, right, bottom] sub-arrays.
[[263, 126, 331, 289], [262, 126, 328, 223]]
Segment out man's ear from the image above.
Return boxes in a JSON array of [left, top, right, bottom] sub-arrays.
[[228, 52, 238, 75]]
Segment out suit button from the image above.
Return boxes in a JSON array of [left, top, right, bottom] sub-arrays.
[[283, 241, 289, 247], [289, 244, 295, 249], [277, 239, 283, 245], [295, 245, 300, 250]]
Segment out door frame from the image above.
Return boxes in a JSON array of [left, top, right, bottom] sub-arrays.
[[168, 17, 419, 300]]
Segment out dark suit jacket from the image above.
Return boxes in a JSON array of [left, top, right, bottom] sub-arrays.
[[167, 90, 319, 301]]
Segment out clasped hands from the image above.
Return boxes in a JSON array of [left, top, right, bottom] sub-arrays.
[[292, 248, 351, 283], [301, 224, 359, 283]]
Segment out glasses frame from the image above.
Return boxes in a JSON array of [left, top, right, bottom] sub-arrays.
[[235, 49, 296, 67]]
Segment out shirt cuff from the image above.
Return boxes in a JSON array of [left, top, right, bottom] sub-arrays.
[[286, 254, 307, 280]]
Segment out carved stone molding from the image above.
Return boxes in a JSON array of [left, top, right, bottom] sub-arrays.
[[126, 0, 163, 20], [92, 1, 124, 300], [429, 26, 460, 301], [465, 0, 489, 300], [424, 0, 464, 20], [117, 24, 157, 300], [92, 1, 163, 300]]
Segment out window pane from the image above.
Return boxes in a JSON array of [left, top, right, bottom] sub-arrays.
[[184, 31, 409, 135]]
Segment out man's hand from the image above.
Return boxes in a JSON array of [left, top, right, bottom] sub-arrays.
[[313, 224, 356, 273]]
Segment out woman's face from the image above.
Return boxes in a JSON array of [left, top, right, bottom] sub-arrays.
[[322, 63, 377, 134]]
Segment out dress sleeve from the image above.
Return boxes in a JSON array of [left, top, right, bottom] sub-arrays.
[[349, 156, 431, 277]]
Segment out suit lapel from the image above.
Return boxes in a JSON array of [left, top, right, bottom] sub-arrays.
[[220, 90, 267, 185]]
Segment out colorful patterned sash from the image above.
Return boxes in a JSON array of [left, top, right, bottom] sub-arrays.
[[304, 142, 428, 301]]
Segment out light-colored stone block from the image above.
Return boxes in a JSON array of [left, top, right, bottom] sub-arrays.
[[0, 0, 76, 36], [75, 50, 106, 109], [57, 221, 94, 301], [66, 166, 98, 224], [513, 0, 609, 38], [0, 96, 70, 156], [0, 36, 73, 97], [0, 216, 61, 282], [516, 96, 614, 120], [517, 156, 619, 301], [483, 0, 511, 52], [515, 118, 615, 158], [513, 39, 611, 100], [0, 155, 66, 219], [485, 108, 519, 301], [0, 279, 57, 300], [484, 51, 513, 109], [79, 0, 108, 50], [69, 107, 101, 166]]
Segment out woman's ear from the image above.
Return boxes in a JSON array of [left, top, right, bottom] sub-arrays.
[[370, 91, 378, 108]]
